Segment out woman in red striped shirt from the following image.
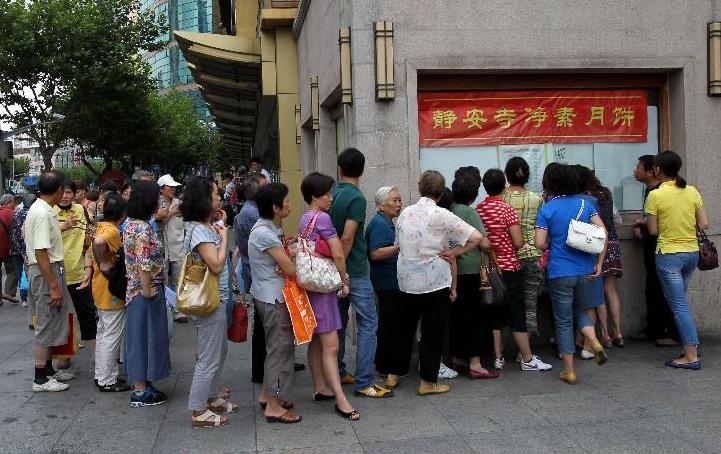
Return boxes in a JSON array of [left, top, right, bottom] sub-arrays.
[[476, 169, 552, 373]]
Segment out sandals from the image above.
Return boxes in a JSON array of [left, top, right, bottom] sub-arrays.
[[312, 392, 335, 402], [334, 404, 360, 421], [266, 410, 302, 424], [207, 397, 239, 413], [259, 399, 294, 410], [590, 340, 608, 366], [191, 409, 228, 428], [612, 336, 625, 348]]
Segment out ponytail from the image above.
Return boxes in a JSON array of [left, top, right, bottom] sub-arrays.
[[656, 150, 687, 188]]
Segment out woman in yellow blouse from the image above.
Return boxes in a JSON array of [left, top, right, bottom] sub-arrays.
[[645, 151, 708, 370]]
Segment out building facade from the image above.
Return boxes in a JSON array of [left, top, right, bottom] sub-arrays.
[[293, 0, 721, 334], [140, 0, 216, 121], [179, 0, 721, 335]]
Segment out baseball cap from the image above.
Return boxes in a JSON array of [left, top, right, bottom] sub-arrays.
[[157, 174, 181, 187]]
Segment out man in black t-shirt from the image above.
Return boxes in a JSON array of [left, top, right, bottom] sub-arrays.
[[632, 155, 680, 347]]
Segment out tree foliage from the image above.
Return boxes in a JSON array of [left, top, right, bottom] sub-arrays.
[[0, 0, 165, 170], [12, 158, 30, 177], [142, 92, 222, 178]]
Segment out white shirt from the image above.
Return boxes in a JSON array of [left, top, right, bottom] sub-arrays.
[[24, 198, 64, 264], [396, 197, 475, 294], [261, 168, 271, 181]]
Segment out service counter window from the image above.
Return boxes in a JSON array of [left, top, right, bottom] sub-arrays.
[[419, 89, 659, 211]]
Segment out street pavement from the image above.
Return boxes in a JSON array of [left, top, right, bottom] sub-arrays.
[[0, 300, 719, 454]]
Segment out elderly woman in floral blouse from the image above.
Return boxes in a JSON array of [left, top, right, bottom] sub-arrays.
[[395, 170, 485, 395], [123, 180, 171, 408]]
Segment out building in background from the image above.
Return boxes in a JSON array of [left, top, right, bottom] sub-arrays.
[[11, 135, 83, 177], [176, 0, 301, 226], [140, 0, 217, 121], [176, 0, 721, 335]]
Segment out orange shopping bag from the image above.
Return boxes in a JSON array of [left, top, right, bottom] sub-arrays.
[[52, 313, 80, 358], [32, 312, 80, 359], [282, 277, 317, 345]]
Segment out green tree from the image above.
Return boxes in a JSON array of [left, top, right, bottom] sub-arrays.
[[12, 158, 30, 177], [141, 91, 222, 178], [0, 0, 164, 170]]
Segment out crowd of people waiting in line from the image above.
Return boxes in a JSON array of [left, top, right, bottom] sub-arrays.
[[0, 146, 707, 428]]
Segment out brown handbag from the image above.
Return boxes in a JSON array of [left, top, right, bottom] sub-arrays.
[[479, 250, 507, 306], [697, 229, 718, 271]]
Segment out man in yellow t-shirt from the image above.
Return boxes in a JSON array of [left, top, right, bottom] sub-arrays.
[[55, 181, 96, 347], [91, 193, 131, 392]]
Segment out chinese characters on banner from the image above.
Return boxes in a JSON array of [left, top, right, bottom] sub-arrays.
[[418, 90, 648, 146]]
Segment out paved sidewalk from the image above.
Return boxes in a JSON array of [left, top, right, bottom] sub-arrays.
[[0, 301, 719, 454]]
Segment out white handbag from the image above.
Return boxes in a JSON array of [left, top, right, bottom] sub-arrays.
[[295, 212, 342, 293], [566, 199, 606, 254]]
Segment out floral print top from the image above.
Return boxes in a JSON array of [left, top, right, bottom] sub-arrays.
[[123, 218, 165, 304], [396, 197, 476, 294]]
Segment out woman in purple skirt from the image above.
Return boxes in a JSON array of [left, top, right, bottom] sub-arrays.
[[298, 172, 358, 421]]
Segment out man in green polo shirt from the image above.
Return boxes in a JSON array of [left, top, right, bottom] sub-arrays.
[[330, 148, 393, 398]]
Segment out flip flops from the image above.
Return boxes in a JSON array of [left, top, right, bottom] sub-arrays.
[[665, 359, 701, 370], [266, 410, 302, 424]]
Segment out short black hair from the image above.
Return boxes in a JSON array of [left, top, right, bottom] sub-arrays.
[[126, 180, 159, 220], [102, 193, 127, 223], [180, 176, 215, 222], [544, 164, 581, 196], [505, 157, 530, 186], [63, 180, 77, 194], [638, 155, 656, 172], [452, 174, 480, 205], [482, 169, 506, 196], [250, 157, 263, 164], [257, 182, 289, 220], [99, 180, 118, 193], [337, 147, 365, 178], [454, 166, 481, 186], [437, 187, 454, 210], [300, 172, 335, 204], [38, 171, 66, 195]]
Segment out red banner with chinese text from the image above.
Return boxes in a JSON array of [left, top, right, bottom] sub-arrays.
[[418, 90, 648, 146]]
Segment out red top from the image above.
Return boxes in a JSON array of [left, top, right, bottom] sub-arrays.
[[0, 206, 14, 259], [476, 196, 521, 272]]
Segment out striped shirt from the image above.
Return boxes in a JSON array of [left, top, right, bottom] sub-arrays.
[[476, 196, 521, 272], [502, 189, 543, 260]]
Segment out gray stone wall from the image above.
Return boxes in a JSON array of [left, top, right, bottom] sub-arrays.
[[295, 0, 721, 335]]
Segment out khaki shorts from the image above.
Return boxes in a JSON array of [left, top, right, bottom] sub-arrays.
[[29, 262, 75, 348]]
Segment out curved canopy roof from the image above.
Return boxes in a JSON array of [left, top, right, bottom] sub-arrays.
[[175, 31, 261, 163]]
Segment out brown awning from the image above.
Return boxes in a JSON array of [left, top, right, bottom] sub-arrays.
[[175, 31, 261, 163]]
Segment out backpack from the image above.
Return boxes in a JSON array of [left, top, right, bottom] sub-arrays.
[[103, 247, 128, 301]]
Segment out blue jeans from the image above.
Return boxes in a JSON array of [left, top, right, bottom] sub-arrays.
[[655, 252, 699, 346], [547, 275, 598, 354], [337, 276, 378, 391], [125, 291, 171, 384], [13, 255, 27, 303]]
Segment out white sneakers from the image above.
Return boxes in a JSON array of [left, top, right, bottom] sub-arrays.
[[520, 355, 553, 371], [32, 378, 69, 392], [579, 349, 595, 360], [437, 362, 459, 380], [52, 370, 75, 381], [494, 357, 506, 370]]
